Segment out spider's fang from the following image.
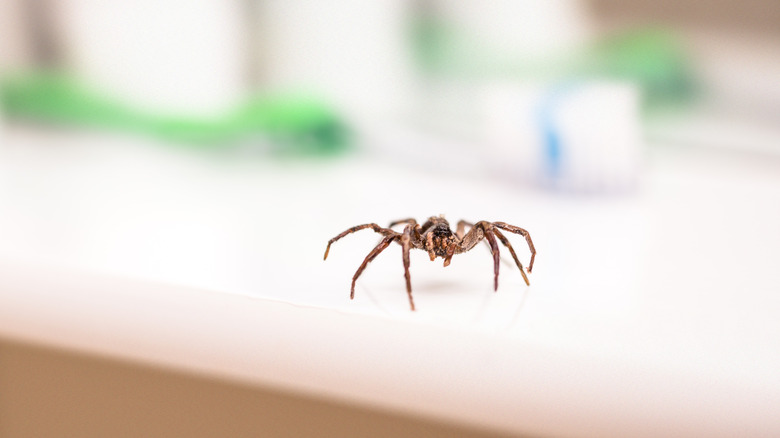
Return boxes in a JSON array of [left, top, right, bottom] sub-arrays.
[[443, 245, 455, 267]]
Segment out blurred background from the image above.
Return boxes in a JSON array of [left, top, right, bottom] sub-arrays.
[[2, 1, 780, 437], [2, 0, 779, 161], [1, 0, 779, 303]]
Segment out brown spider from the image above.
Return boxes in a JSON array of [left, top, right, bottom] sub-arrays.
[[324, 215, 536, 311]]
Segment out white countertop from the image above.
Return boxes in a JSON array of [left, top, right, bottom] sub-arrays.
[[1, 127, 779, 437]]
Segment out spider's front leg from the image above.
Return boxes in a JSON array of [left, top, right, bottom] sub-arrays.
[[400, 224, 416, 311], [324, 223, 396, 260], [350, 235, 396, 299]]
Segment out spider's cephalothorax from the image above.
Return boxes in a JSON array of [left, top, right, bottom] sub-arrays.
[[324, 215, 536, 311], [426, 217, 457, 259]]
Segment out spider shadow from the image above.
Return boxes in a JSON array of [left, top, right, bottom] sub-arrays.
[[468, 282, 532, 330], [412, 279, 477, 295], [357, 278, 483, 317], [359, 276, 532, 331], [505, 285, 532, 331], [353, 250, 533, 324]]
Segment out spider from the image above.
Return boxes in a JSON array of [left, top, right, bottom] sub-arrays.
[[323, 215, 536, 311]]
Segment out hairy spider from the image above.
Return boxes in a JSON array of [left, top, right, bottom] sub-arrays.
[[324, 215, 536, 311]]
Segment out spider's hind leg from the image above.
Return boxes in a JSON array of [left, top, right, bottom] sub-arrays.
[[492, 222, 536, 272]]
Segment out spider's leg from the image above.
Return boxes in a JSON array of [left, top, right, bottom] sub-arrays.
[[456, 220, 473, 240], [324, 223, 396, 260], [458, 219, 502, 259], [351, 235, 396, 299], [484, 228, 502, 292], [456, 220, 487, 253], [389, 218, 417, 228], [492, 222, 536, 272], [456, 221, 501, 291], [401, 225, 416, 311], [493, 229, 530, 286], [391, 218, 423, 244]]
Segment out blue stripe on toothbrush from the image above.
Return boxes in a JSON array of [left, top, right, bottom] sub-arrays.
[[536, 83, 578, 187], [540, 108, 561, 179]]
